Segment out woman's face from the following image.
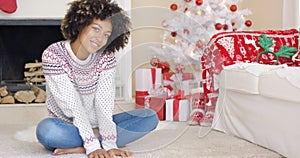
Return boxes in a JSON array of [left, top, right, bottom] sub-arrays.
[[78, 18, 112, 54]]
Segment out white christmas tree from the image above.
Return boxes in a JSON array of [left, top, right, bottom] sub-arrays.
[[150, 0, 252, 70]]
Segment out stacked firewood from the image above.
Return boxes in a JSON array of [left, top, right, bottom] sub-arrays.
[[0, 86, 15, 104], [0, 85, 46, 104], [24, 60, 45, 85], [0, 60, 48, 104]]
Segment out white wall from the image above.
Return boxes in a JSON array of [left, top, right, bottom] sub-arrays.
[[282, 0, 299, 29], [240, 0, 283, 30]]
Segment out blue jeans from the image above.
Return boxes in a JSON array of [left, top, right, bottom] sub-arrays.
[[36, 108, 159, 151]]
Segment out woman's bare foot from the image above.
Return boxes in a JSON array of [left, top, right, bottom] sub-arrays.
[[118, 145, 126, 148], [52, 147, 85, 155]]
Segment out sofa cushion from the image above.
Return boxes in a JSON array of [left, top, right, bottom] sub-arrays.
[[220, 63, 285, 94], [259, 67, 300, 103]]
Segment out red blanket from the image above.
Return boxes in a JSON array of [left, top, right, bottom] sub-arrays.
[[201, 29, 300, 110]]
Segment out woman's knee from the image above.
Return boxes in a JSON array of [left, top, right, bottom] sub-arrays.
[[141, 109, 159, 130], [36, 118, 60, 143], [36, 118, 71, 144], [36, 118, 82, 148], [137, 108, 158, 117]]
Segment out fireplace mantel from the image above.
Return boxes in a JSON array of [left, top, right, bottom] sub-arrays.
[[0, 19, 61, 26], [0, 0, 71, 19]]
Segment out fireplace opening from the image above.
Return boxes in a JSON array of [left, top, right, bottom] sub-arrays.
[[0, 20, 64, 93]]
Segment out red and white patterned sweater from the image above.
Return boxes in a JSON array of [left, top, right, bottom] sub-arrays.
[[42, 40, 117, 154]]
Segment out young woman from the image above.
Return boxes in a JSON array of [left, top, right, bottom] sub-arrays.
[[36, 0, 159, 158]]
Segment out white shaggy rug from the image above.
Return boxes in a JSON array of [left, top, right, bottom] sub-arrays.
[[0, 121, 283, 158]]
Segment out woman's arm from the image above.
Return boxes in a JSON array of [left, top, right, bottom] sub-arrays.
[[95, 67, 118, 150]]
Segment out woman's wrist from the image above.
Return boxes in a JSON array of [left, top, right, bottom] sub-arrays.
[[93, 128, 100, 138]]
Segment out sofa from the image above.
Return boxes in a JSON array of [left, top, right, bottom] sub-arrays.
[[201, 29, 300, 158]]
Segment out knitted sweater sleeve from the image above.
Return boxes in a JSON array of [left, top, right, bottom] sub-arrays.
[[95, 67, 118, 150]]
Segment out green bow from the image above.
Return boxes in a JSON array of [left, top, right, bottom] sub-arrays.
[[256, 34, 298, 65]]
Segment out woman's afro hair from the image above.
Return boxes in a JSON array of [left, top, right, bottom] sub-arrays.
[[61, 0, 131, 54]]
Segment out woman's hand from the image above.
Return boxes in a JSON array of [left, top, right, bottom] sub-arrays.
[[88, 149, 110, 158], [107, 148, 132, 158]]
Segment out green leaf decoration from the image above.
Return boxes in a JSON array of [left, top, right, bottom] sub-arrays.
[[256, 34, 298, 65], [258, 34, 273, 51], [277, 46, 298, 58]]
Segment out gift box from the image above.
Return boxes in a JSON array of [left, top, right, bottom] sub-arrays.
[[136, 87, 167, 120], [136, 95, 166, 120], [165, 99, 190, 121], [135, 68, 162, 107], [135, 68, 166, 120], [135, 68, 162, 92]]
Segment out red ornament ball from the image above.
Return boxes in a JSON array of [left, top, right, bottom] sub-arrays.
[[231, 22, 235, 26], [150, 57, 160, 67], [157, 62, 170, 73], [185, 0, 192, 2], [171, 31, 177, 37], [195, 0, 203, 6], [170, 3, 178, 11], [183, 29, 189, 34], [230, 5, 237, 12], [215, 23, 223, 30], [196, 40, 204, 48], [245, 20, 252, 27], [223, 24, 228, 30]]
